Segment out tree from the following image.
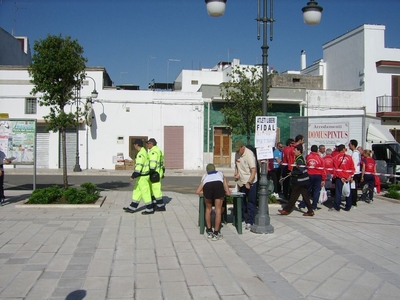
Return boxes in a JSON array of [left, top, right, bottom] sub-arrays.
[[220, 65, 266, 144], [28, 35, 87, 189]]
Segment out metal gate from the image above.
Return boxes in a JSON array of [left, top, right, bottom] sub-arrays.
[[59, 128, 77, 169], [36, 125, 49, 168]]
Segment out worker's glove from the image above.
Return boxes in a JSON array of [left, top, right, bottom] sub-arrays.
[[131, 172, 140, 179]]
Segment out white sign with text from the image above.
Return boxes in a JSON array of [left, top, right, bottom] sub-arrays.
[[255, 116, 277, 149]]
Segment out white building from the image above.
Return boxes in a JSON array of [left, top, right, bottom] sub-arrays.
[[302, 24, 400, 129], [0, 65, 204, 170]]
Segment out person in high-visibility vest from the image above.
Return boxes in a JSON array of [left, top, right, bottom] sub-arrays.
[[146, 138, 166, 211], [123, 139, 154, 215]]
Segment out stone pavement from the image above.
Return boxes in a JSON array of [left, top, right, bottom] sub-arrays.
[[1, 170, 400, 299]]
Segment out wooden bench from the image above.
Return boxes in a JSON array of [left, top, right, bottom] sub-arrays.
[[198, 193, 244, 235]]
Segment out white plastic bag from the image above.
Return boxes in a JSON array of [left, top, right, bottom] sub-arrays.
[[319, 186, 328, 204], [342, 182, 350, 198]]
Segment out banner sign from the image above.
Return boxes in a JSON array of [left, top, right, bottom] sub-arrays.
[[0, 120, 36, 165], [308, 121, 349, 149]]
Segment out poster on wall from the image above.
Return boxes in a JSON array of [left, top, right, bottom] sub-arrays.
[[0, 120, 36, 165]]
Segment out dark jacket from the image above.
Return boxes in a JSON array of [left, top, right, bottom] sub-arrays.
[[291, 155, 309, 186]]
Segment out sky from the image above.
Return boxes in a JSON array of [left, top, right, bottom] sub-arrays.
[[1, 0, 400, 90]]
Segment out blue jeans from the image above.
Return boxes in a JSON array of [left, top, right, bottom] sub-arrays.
[[239, 183, 257, 225], [334, 178, 352, 211], [308, 174, 322, 209]]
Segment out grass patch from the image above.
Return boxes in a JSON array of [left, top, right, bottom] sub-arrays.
[[27, 182, 100, 204]]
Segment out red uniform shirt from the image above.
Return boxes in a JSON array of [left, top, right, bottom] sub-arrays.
[[363, 157, 376, 174], [333, 152, 355, 180], [306, 152, 326, 181]]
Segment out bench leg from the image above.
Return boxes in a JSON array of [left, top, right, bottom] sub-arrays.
[[234, 196, 242, 234], [222, 200, 227, 224], [199, 196, 205, 234]]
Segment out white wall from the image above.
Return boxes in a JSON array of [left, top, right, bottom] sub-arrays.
[[0, 67, 204, 170], [305, 89, 366, 116]]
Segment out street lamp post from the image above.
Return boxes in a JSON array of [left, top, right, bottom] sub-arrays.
[[73, 75, 98, 172], [205, 0, 322, 234], [167, 58, 181, 90]]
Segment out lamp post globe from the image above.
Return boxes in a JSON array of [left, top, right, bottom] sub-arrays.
[[205, 0, 227, 17], [302, 0, 323, 25]]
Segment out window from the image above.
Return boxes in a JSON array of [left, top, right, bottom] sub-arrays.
[[191, 80, 198, 85], [25, 98, 37, 114]]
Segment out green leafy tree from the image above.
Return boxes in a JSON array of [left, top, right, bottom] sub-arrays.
[[220, 66, 264, 144], [28, 35, 87, 189]]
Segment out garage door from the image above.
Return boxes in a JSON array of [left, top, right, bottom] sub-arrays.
[[164, 126, 184, 169]]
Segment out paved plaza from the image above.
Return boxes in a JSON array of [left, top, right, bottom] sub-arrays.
[[1, 170, 400, 299]]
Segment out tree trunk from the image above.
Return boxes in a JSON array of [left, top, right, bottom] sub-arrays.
[[61, 129, 69, 189]]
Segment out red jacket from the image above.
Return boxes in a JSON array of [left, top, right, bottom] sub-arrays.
[[282, 145, 295, 171], [306, 152, 326, 181], [323, 155, 334, 175], [333, 152, 355, 180]]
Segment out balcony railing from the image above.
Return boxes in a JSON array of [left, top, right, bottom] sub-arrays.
[[376, 95, 400, 114]]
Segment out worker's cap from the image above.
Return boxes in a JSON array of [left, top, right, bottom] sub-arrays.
[[133, 139, 143, 147], [233, 140, 245, 152], [146, 138, 157, 145], [206, 163, 216, 173]]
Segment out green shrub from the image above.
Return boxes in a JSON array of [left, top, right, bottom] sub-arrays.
[[27, 183, 100, 204], [385, 184, 400, 200], [80, 182, 99, 196], [28, 186, 61, 204]]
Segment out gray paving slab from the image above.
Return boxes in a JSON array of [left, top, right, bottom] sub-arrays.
[[0, 184, 400, 299]]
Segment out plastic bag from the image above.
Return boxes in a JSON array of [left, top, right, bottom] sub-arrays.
[[319, 186, 328, 204], [342, 182, 350, 197]]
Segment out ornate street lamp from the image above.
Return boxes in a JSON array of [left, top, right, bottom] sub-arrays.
[[73, 75, 98, 172], [205, 0, 322, 234]]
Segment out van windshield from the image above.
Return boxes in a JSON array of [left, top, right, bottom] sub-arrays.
[[372, 143, 400, 164]]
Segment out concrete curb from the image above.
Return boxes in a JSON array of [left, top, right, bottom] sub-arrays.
[[14, 196, 107, 208]]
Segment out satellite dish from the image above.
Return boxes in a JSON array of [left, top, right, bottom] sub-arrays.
[[85, 102, 93, 127]]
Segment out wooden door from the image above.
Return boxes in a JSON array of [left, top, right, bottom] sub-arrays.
[[213, 127, 231, 167]]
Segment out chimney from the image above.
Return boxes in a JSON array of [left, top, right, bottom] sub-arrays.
[[301, 50, 306, 70]]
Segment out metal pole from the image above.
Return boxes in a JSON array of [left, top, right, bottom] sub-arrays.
[[73, 87, 81, 172], [251, 0, 274, 234]]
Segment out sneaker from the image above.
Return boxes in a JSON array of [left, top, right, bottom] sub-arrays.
[[0, 198, 4, 206], [328, 208, 340, 212], [352, 205, 357, 210], [206, 229, 213, 239], [211, 232, 223, 241], [245, 223, 252, 230]]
